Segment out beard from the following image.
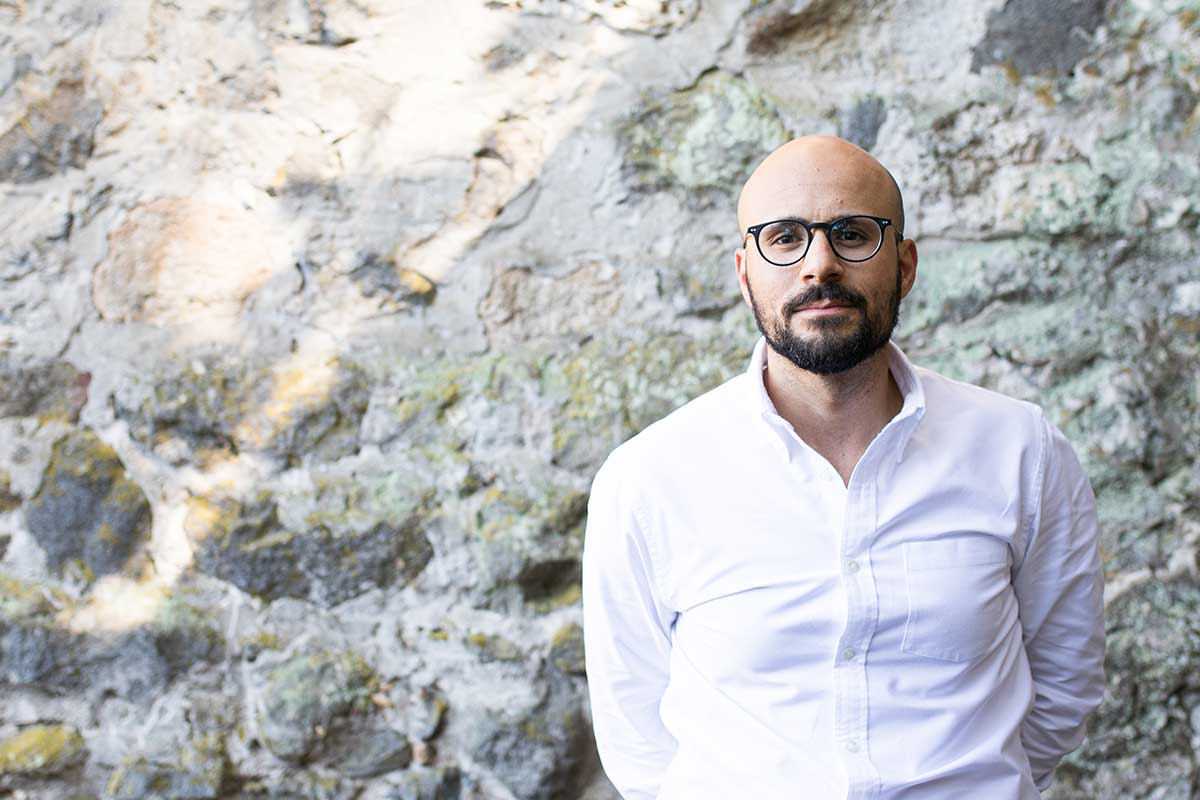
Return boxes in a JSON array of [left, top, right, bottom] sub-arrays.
[[746, 261, 902, 375]]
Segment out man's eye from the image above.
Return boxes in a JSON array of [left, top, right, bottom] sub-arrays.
[[766, 226, 804, 247]]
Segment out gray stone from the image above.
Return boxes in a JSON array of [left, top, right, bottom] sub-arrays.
[[328, 727, 412, 778], [459, 690, 590, 800], [386, 765, 463, 800], [485, 0, 699, 36], [185, 491, 433, 608], [0, 361, 90, 422], [257, 650, 377, 762], [0, 621, 73, 687], [348, 253, 437, 312], [404, 686, 449, 742], [1049, 579, 1200, 798], [149, 595, 224, 678], [24, 429, 151, 578], [740, 0, 855, 55], [971, 0, 1108, 77], [547, 623, 586, 676], [234, 771, 354, 799], [0, 80, 102, 183], [114, 352, 370, 467], [105, 735, 227, 800], [620, 71, 790, 203], [839, 96, 887, 152]]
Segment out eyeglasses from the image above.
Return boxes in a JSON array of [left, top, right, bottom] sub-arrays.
[[744, 215, 900, 267]]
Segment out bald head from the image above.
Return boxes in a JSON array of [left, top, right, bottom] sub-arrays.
[[737, 135, 905, 238]]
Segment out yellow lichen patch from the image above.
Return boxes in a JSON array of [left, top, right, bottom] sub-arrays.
[[549, 622, 582, 649], [528, 582, 582, 614], [398, 267, 435, 296], [238, 528, 296, 554], [0, 471, 19, 513], [244, 631, 283, 651], [1034, 83, 1056, 110], [428, 628, 449, 641], [231, 332, 341, 451], [183, 493, 244, 543], [464, 631, 523, 661], [0, 573, 70, 620], [0, 725, 85, 775], [521, 717, 553, 745]]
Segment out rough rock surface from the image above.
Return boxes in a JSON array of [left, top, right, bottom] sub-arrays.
[[0, 0, 1197, 798]]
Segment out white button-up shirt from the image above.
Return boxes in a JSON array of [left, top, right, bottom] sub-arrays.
[[582, 336, 1105, 799]]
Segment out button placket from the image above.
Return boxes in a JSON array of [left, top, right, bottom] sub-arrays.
[[836, 461, 883, 800]]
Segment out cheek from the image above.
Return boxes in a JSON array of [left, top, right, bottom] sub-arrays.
[[749, 266, 793, 301]]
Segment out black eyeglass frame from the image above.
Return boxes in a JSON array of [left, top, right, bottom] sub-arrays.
[[744, 214, 902, 266]]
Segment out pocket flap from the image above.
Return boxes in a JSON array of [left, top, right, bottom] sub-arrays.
[[903, 537, 1010, 570]]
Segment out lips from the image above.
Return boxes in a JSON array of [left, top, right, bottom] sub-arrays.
[[794, 302, 855, 315]]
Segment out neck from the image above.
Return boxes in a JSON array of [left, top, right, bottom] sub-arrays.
[[763, 344, 904, 482]]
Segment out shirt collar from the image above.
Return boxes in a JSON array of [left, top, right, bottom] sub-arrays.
[[744, 336, 927, 465]]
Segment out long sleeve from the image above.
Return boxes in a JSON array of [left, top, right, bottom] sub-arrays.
[[582, 454, 679, 800], [1013, 415, 1106, 792]]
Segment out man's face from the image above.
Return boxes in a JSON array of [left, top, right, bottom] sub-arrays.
[[734, 137, 917, 376], [744, 252, 903, 375]]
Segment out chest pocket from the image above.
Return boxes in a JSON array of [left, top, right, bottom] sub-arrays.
[[901, 537, 1014, 663]]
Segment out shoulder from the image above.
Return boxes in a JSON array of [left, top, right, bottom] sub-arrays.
[[914, 364, 1047, 444], [592, 371, 750, 490]]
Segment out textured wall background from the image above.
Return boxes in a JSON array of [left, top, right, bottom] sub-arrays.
[[0, 0, 1198, 798]]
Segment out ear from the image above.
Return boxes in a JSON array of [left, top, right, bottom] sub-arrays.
[[735, 246, 753, 307], [897, 238, 918, 300]]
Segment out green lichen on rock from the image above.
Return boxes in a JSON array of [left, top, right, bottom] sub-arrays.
[[1051, 579, 1200, 798], [0, 361, 90, 422], [184, 486, 433, 608], [106, 733, 227, 800], [149, 594, 223, 676], [475, 482, 587, 544], [117, 353, 371, 466], [545, 333, 746, 471], [0, 471, 18, 513], [258, 649, 378, 762], [621, 70, 790, 199], [464, 631, 523, 662], [548, 623, 586, 675], [0, 573, 70, 622], [389, 764, 463, 800], [24, 429, 151, 578], [0, 724, 85, 776], [459, 690, 589, 800]]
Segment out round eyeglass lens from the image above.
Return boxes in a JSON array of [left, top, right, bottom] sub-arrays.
[[828, 216, 883, 261], [758, 220, 809, 265]]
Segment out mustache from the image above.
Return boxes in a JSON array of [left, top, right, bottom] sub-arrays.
[[782, 283, 868, 316]]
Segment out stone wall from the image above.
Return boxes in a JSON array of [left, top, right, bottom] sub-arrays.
[[0, 0, 1197, 798]]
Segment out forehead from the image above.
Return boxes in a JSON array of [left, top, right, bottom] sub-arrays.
[[744, 174, 895, 223], [739, 152, 897, 229]]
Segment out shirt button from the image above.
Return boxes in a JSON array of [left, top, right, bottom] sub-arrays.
[[842, 647, 857, 661], [845, 559, 860, 574], [845, 740, 860, 753]]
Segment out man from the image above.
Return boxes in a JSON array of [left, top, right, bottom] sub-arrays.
[[581, 135, 1105, 799]]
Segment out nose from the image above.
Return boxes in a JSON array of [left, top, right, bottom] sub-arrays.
[[799, 227, 845, 283]]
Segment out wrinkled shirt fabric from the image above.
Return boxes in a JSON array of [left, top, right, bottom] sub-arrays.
[[582, 337, 1105, 800]]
